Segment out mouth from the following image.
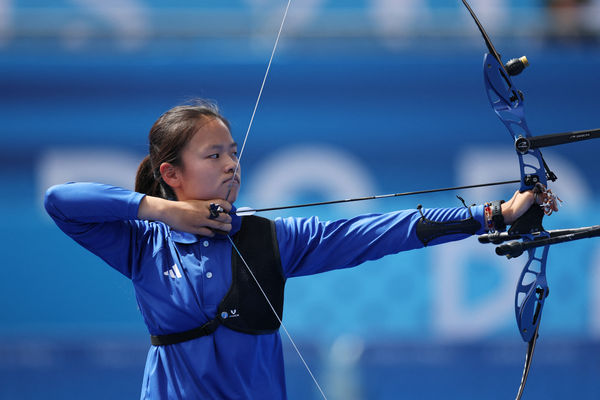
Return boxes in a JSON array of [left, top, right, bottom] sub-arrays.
[[223, 176, 240, 185]]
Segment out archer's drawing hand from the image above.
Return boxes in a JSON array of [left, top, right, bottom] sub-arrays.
[[138, 196, 232, 237]]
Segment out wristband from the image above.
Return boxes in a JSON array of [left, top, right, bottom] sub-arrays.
[[483, 204, 494, 230], [490, 200, 506, 232]]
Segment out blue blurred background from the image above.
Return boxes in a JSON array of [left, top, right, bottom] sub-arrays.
[[1, 1, 600, 399]]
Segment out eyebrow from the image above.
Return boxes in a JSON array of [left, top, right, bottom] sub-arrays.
[[206, 142, 238, 150]]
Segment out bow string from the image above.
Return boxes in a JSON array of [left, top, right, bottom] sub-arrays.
[[222, 1, 329, 399]]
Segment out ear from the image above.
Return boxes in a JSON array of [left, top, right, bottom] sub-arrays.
[[159, 162, 181, 189]]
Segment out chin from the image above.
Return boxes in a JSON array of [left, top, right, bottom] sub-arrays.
[[217, 181, 240, 203], [227, 192, 239, 203], [223, 185, 240, 203]]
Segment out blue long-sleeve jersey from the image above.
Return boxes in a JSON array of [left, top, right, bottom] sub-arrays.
[[44, 182, 486, 399]]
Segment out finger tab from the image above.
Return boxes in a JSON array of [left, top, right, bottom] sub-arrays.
[[209, 203, 224, 219]]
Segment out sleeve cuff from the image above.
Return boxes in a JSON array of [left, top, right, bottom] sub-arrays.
[[471, 204, 487, 234], [128, 192, 147, 220]]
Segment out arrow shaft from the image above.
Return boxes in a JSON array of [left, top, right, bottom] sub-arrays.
[[238, 179, 521, 215]]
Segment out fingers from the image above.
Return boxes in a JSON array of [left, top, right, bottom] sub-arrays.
[[186, 218, 231, 237], [203, 200, 233, 234], [165, 199, 234, 236], [206, 202, 232, 227], [203, 219, 232, 235], [207, 200, 232, 217], [208, 199, 231, 213], [530, 184, 561, 215], [550, 196, 560, 212], [195, 227, 217, 238]]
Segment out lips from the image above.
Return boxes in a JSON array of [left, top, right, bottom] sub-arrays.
[[223, 176, 240, 185]]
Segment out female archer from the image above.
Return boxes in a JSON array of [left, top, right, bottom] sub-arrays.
[[44, 101, 554, 399]]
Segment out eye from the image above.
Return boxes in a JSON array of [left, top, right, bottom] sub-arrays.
[[208, 153, 219, 159], [231, 151, 238, 159]]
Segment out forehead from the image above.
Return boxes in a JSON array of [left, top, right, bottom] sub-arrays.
[[189, 118, 234, 148]]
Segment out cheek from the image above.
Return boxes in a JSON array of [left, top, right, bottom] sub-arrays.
[[181, 164, 210, 187], [192, 169, 213, 187]]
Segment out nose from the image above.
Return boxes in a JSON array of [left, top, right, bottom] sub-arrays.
[[225, 154, 239, 175]]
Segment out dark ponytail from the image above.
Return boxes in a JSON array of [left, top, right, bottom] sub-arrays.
[[135, 155, 164, 197], [134, 100, 230, 200]]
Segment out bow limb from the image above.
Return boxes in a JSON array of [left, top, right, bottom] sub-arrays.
[[479, 38, 552, 397], [513, 244, 548, 400], [481, 52, 555, 190], [462, 1, 553, 398], [516, 323, 541, 400], [485, 52, 551, 397]]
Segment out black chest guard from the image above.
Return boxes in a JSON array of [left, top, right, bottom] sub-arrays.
[[219, 215, 285, 334], [150, 216, 285, 346]]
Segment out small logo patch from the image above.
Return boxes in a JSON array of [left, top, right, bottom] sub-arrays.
[[163, 264, 182, 279]]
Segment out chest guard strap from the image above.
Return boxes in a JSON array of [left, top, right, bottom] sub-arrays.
[[150, 216, 285, 346]]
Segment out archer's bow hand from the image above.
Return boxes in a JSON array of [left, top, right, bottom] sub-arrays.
[[500, 189, 538, 225], [496, 184, 560, 235]]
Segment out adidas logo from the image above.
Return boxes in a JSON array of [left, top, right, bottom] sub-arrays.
[[163, 264, 182, 279]]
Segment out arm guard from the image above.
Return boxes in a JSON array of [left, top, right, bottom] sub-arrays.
[[415, 203, 482, 246]]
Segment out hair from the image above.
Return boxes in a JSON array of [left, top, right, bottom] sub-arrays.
[[135, 100, 231, 200]]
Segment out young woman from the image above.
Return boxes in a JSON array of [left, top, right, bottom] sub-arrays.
[[44, 101, 546, 399]]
